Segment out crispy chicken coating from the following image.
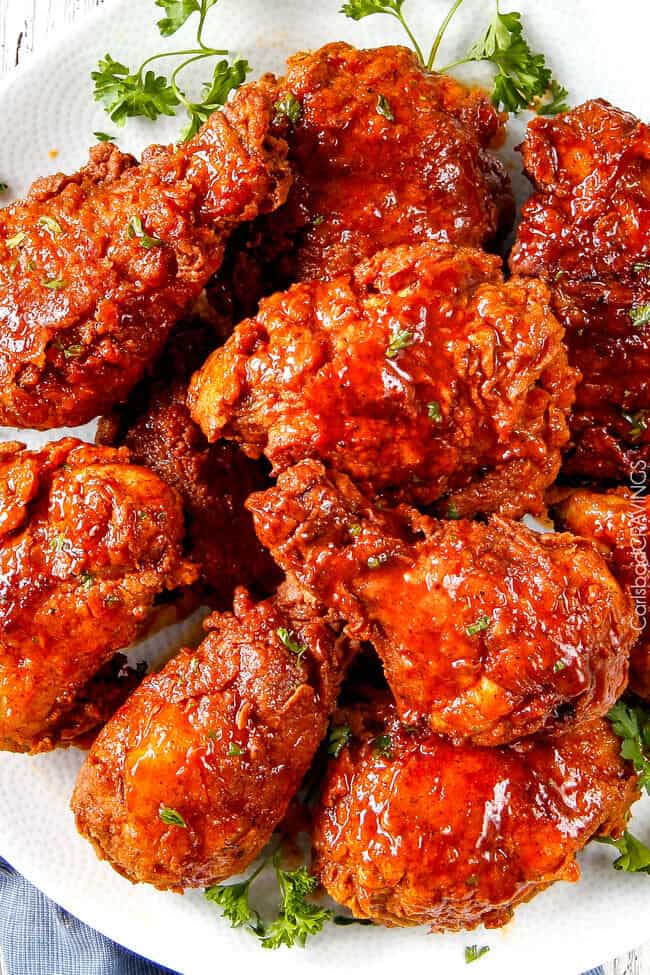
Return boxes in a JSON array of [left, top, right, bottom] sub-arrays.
[[510, 99, 650, 482], [97, 317, 280, 608], [248, 461, 636, 746], [312, 693, 638, 931], [0, 439, 196, 754], [71, 582, 351, 890], [233, 43, 513, 289], [190, 243, 576, 517], [551, 486, 650, 698], [0, 85, 291, 429]]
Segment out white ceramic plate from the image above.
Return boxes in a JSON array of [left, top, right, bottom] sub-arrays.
[[1, 1, 649, 973]]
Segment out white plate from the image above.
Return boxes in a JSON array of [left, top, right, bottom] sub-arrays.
[[0, 1, 649, 973]]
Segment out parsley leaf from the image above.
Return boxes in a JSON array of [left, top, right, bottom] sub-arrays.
[[328, 724, 352, 758], [595, 831, 650, 873], [466, 615, 490, 637], [608, 700, 650, 793], [537, 80, 570, 116], [376, 94, 395, 121], [427, 400, 443, 423], [261, 859, 332, 950], [156, 0, 219, 37], [464, 7, 557, 114], [630, 304, 650, 328], [373, 734, 394, 759], [159, 805, 187, 828], [182, 57, 251, 140], [465, 945, 490, 963], [206, 878, 264, 931], [276, 627, 308, 664], [93, 55, 180, 126], [274, 94, 302, 125], [94, 131, 115, 142], [127, 215, 165, 249], [386, 328, 415, 358], [341, 0, 405, 18]]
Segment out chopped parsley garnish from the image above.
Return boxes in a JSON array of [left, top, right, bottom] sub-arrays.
[[341, 0, 568, 115], [447, 502, 461, 520], [38, 216, 63, 237], [622, 410, 648, 441], [48, 533, 69, 553], [94, 131, 115, 142], [367, 553, 390, 569], [276, 627, 308, 664], [465, 945, 490, 964], [158, 805, 187, 828], [427, 400, 443, 423], [630, 304, 650, 328], [376, 94, 395, 121], [228, 743, 244, 756], [373, 734, 393, 759], [127, 215, 164, 249], [633, 262, 650, 274], [608, 700, 650, 794], [42, 277, 67, 291], [57, 342, 83, 360], [328, 724, 352, 758], [595, 831, 650, 874], [466, 615, 490, 637], [274, 93, 302, 124], [553, 660, 567, 673], [92, 1, 251, 140], [206, 847, 331, 948], [79, 571, 95, 591], [312, 214, 326, 226], [386, 328, 415, 359], [349, 523, 362, 537], [6, 232, 26, 250]]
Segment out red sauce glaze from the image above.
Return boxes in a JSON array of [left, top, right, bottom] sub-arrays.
[[0, 439, 196, 753], [71, 583, 351, 890], [0, 85, 291, 429], [248, 460, 636, 746], [312, 693, 639, 931], [190, 242, 576, 518], [510, 99, 650, 481]]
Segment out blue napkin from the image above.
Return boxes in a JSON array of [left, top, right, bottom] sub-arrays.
[[0, 856, 606, 975]]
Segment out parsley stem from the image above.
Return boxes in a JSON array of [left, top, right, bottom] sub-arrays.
[[197, 0, 212, 50], [170, 52, 212, 108], [137, 45, 228, 82], [428, 0, 467, 69], [437, 55, 474, 73], [393, 11, 426, 66]]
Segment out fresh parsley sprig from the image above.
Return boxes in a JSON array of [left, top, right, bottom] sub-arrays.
[[608, 699, 650, 794], [340, 0, 569, 115], [92, 0, 250, 140], [595, 831, 650, 874], [205, 845, 332, 949]]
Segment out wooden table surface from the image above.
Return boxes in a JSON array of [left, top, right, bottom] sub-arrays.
[[0, 1, 648, 973]]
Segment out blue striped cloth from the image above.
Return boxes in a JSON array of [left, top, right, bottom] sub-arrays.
[[0, 857, 604, 975]]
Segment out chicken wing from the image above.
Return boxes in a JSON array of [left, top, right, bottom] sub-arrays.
[[0, 85, 291, 429], [247, 460, 636, 746], [510, 99, 650, 482], [551, 486, 650, 698], [312, 692, 638, 931], [71, 581, 351, 890], [0, 439, 196, 753], [190, 242, 576, 517], [97, 317, 280, 608], [223, 42, 513, 293]]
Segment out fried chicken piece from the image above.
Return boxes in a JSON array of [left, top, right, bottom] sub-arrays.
[[0, 439, 196, 754], [312, 692, 638, 931], [510, 100, 650, 482], [0, 85, 291, 430], [190, 243, 576, 518], [551, 486, 650, 698], [97, 317, 280, 608], [71, 581, 351, 890], [229, 43, 513, 291], [248, 461, 636, 746]]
